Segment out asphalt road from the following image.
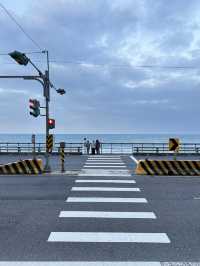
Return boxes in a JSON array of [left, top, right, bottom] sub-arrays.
[[0, 154, 200, 264]]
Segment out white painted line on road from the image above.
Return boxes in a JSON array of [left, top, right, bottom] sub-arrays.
[[71, 187, 140, 192], [88, 155, 121, 159], [0, 261, 163, 266], [67, 197, 147, 203], [59, 211, 156, 219], [87, 158, 122, 160], [87, 159, 122, 161], [193, 197, 200, 200], [76, 179, 136, 184], [48, 232, 170, 243], [130, 155, 139, 164], [161, 263, 200, 266], [84, 165, 126, 168], [78, 175, 131, 178], [78, 169, 131, 177], [85, 162, 125, 165], [2, 262, 200, 266]]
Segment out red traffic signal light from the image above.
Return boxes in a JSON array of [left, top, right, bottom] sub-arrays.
[[48, 118, 55, 129]]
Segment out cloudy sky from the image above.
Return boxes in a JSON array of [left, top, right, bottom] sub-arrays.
[[0, 0, 200, 133]]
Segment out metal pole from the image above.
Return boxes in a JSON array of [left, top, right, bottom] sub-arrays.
[[43, 50, 51, 172], [44, 70, 51, 172]]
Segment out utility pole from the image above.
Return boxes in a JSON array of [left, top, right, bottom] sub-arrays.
[[43, 50, 51, 172]]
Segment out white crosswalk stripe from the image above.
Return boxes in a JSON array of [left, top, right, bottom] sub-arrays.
[[66, 197, 147, 203], [75, 179, 136, 183], [48, 154, 171, 261], [48, 232, 170, 243], [71, 187, 140, 192], [85, 162, 125, 165], [59, 211, 156, 219], [78, 169, 131, 176], [3, 262, 194, 266], [1, 262, 200, 266], [84, 165, 127, 168]]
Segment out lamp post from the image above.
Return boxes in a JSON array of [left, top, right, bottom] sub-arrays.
[[8, 50, 66, 172]]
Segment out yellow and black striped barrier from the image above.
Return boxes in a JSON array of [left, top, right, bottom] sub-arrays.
[[0, 159, 43, 175], [47, 134, 53, 153], [60, 142, 65, 172], [135, 159, 200, 176]]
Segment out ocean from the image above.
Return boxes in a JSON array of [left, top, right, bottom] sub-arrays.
[[0, 133, 199, 143]]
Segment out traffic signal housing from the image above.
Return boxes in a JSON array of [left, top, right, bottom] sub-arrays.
[[9, 51, 29, 66], [48, 118, 55, 129], [56, 88, 66, 95], [29, 99, 40, 117]]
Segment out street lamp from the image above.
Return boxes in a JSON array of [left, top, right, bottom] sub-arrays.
[[9, 50, 65, 172], [9, 51, 29, 66]]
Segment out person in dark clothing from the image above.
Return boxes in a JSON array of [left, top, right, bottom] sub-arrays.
[[86, 140, 90, 155], [91, 140, 96, 155], [95, 139, 101, 154]]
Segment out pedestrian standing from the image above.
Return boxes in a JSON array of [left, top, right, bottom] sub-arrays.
[[83, 137, 87, 154], [91, 140, 96, 155], [95, 139, 101, 154], [86, 140, 90, 155]]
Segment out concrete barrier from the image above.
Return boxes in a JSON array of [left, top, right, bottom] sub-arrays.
[[0, 159, 43, 174], [135, 159, 200, 176]]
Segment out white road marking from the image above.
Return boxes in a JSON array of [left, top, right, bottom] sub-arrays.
[[87, 158, 122, 159], [78, 169, 131, 176], [76, 179, 136, 184], [130, 155, 139, 164], [87, 159, 122, 161], [161, 263, 200, 266], [48, 232, 170, 243], [2, 262, 200, 266], [84, 165, 126, 168], [88, 157, 121, 158], [85, 162, 125, 165], [59, 211, 156, 219], [0, 262, 163, 266], [67, 197, 147, 203], [71, 187, 140, 192]]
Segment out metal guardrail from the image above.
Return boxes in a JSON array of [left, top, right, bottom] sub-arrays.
[[0, 142, 200, 154], [0, 142, 82, 154], [100, 142, 200, 154]]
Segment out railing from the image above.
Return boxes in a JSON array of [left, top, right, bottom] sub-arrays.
[[0, 142, 82, 154], [0, 142, 200, 154], [100, 142, 200, 154]]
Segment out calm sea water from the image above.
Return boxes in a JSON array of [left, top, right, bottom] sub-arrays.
[[0, 134, 200, 143]]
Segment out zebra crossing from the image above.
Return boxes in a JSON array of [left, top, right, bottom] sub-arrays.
[[47, 155, 171, 263]]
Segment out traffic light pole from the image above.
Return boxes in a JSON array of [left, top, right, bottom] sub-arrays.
[[0, 74, 51, 172], [44, 69, 51, 172], [4, 50, 65, 173]]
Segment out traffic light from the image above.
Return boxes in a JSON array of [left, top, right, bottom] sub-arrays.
[[9, 50, 29, 66], [56, 88, 66, 95], [48, 118, 55, 129], [29, 99, 40, 117]]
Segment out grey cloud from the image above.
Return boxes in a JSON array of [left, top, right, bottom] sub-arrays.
[[1, 0, 200, 133]]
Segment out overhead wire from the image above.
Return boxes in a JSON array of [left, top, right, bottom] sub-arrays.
[[0, 4, 198, 72], [47, 60, 200, 70], [0, 58, 199, 70], [0, 2, 42, 51]]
